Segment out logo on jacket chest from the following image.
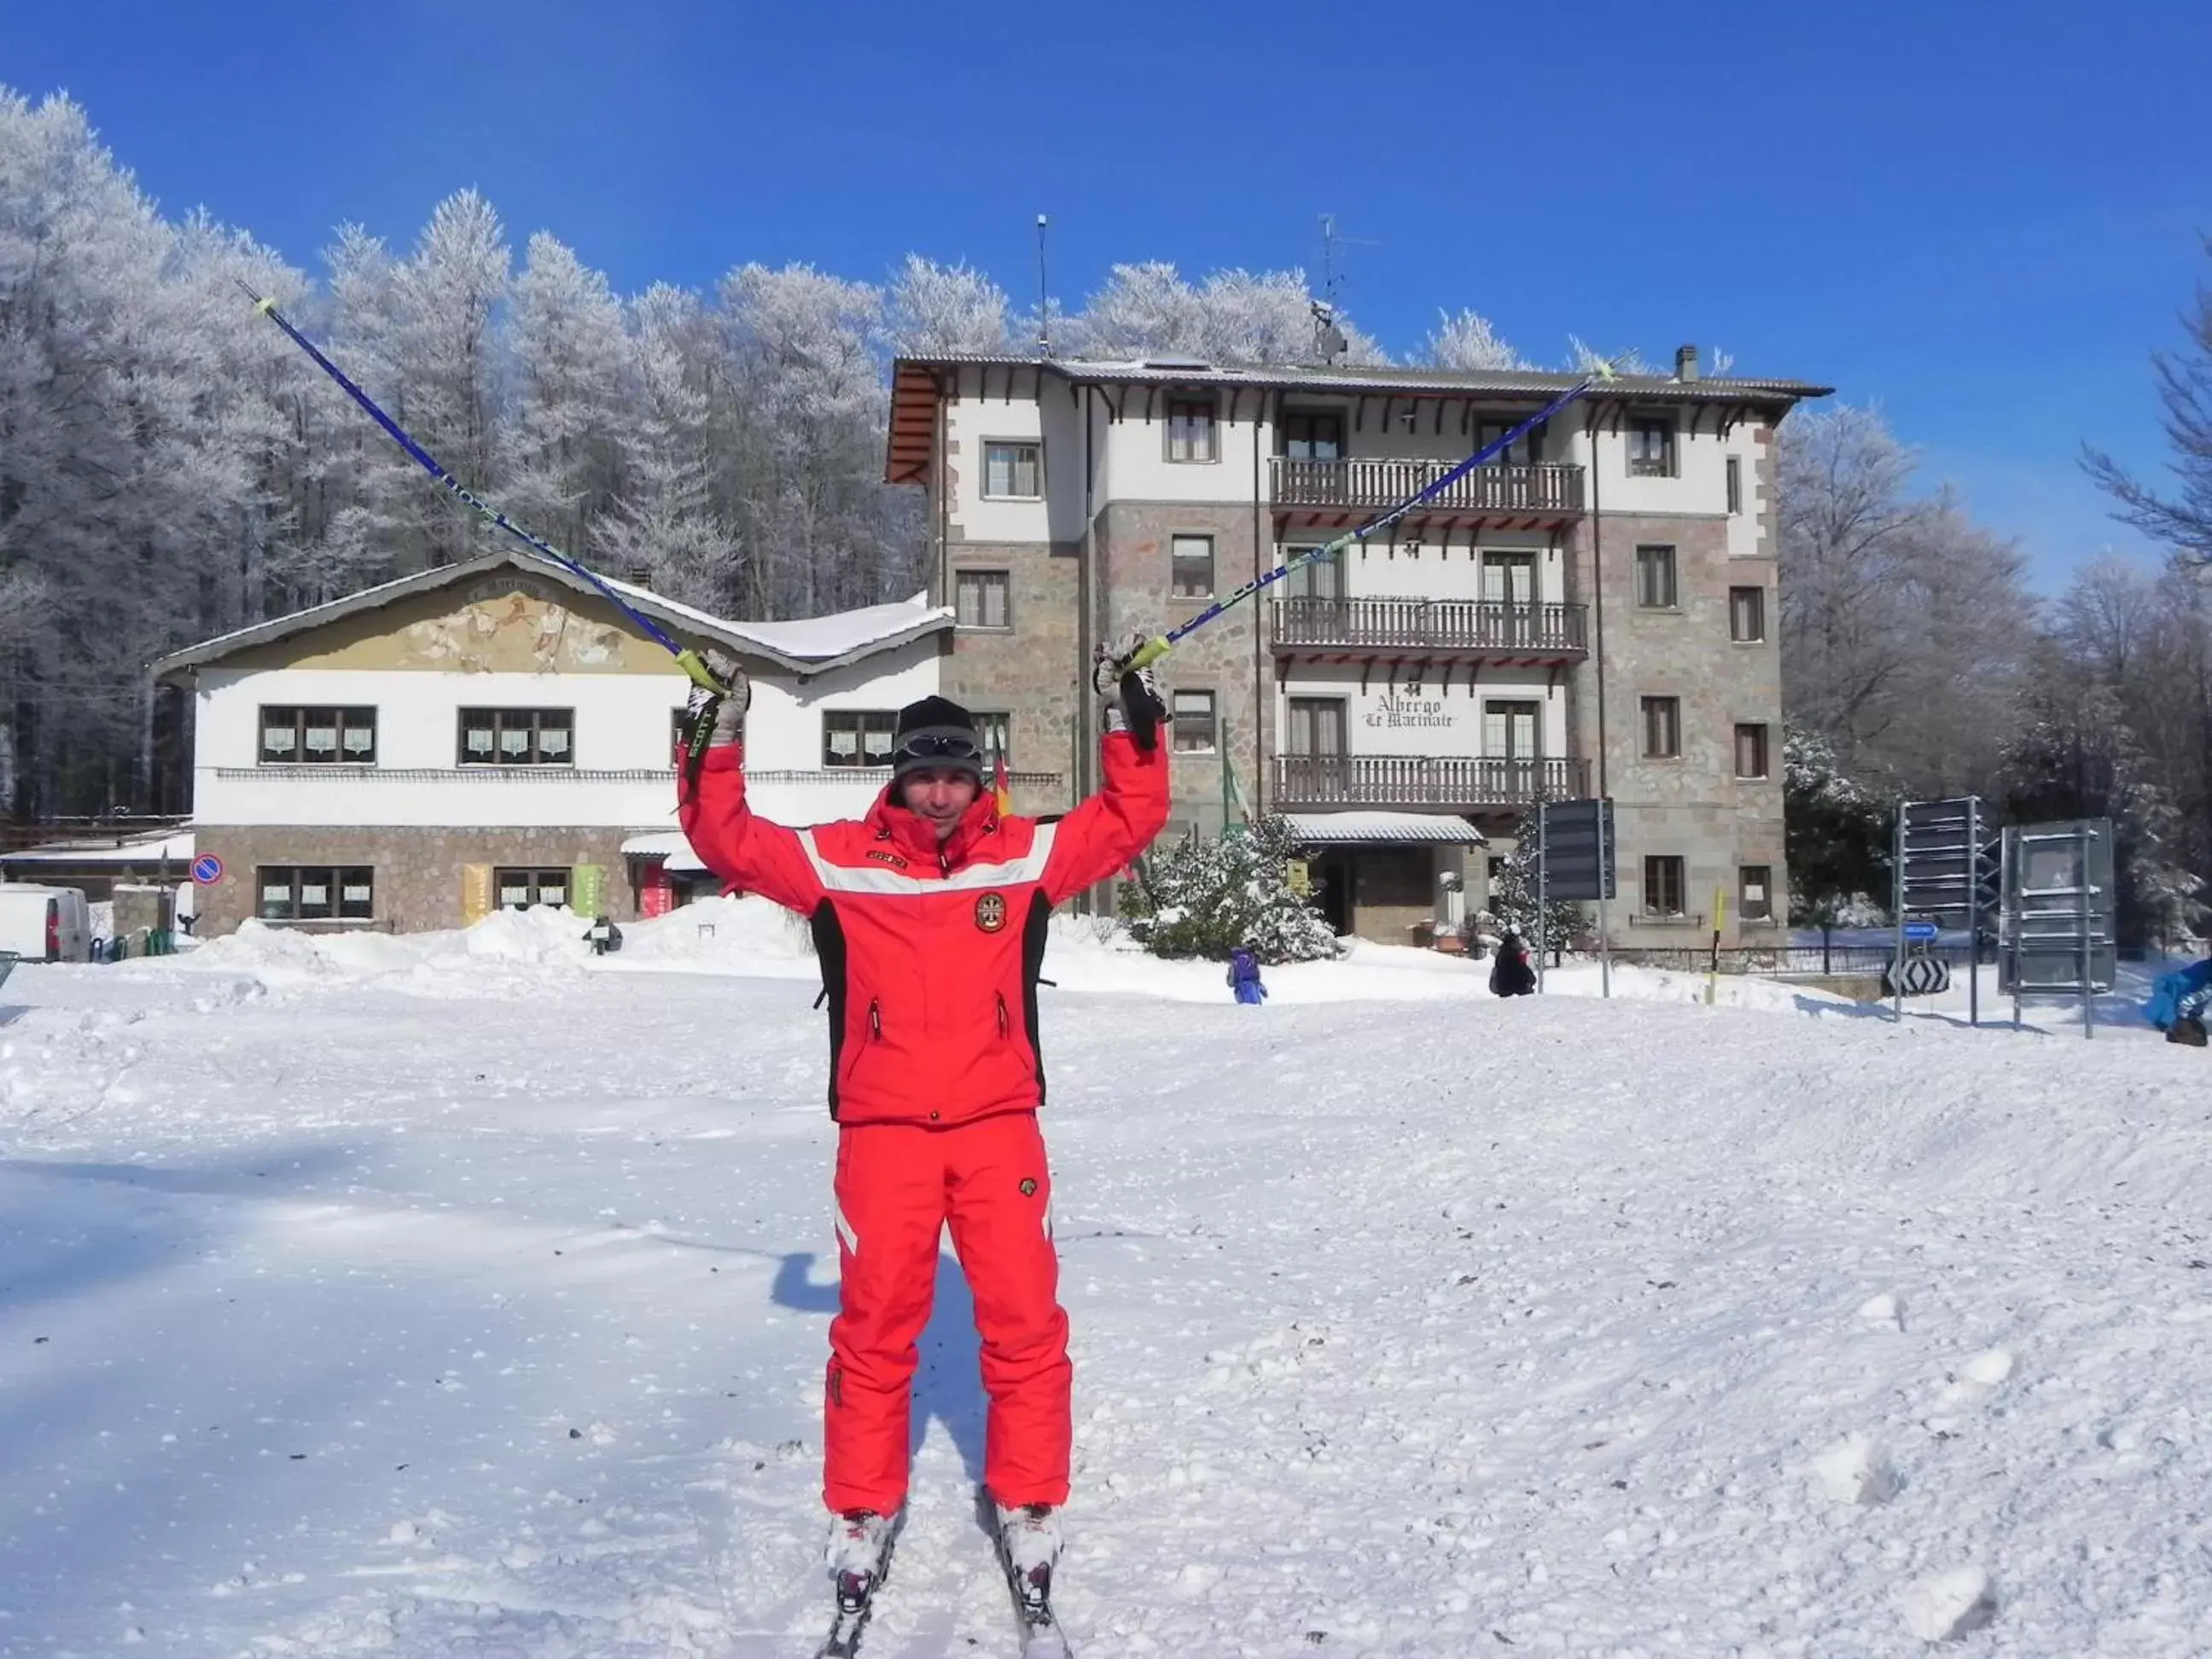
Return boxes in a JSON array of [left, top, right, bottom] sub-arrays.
[[865, 848, 910, 869], [974, 892, 1009, 933]]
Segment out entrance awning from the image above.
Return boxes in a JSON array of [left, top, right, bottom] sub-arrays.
[[1284, 812, 1487, 846], [620, 831, 707, 874]]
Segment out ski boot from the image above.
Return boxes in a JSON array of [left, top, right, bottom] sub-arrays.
[[817, 1508, 901, 1658]]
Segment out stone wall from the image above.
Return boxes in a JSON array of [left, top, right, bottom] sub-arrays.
[[1096, 501, 1270, 839], [1565, 507, 1787, 944], [193, 824, 649, 936], [938, 539, 1082, 818]]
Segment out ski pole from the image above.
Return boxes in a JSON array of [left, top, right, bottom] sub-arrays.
[[237, 281, 725, 692], [1115, 366, 1616, 675]]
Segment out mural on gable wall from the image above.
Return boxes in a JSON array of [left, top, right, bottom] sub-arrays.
[[241, 576, 663, 675]]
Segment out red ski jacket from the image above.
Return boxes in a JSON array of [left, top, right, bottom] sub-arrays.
[[678, 733, 1169, 1127]]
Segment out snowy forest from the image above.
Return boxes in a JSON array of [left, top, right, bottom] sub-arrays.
[[3, 88, 2208, 946]]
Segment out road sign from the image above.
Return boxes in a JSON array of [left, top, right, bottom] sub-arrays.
[[1534, 797, 1615, 902], [1882, 955, 1952, 998], [2000, 819, 2116, 1038], [1902, 920, 1939, 942], [1895, 796, 1997, 1026], [190, 853, 224, 886]]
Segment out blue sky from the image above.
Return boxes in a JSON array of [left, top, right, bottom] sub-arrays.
[[7, 0, 2204, 587]]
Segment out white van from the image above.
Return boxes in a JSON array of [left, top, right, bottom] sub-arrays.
[[0, 883, 93, 963]]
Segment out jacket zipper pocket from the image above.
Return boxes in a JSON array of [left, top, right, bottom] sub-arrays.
[[995, 992, 1010, 1039], [869, 998, 883, 1041]]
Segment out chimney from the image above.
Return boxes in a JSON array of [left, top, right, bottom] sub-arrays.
[[1675, 344, 1699, 382]]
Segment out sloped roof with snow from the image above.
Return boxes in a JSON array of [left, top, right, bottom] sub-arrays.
[[151, 550, 952, 681], [1284, 812, 1487, 846]]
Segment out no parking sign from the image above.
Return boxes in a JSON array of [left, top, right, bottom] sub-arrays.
[[191, 853, 224, 886]]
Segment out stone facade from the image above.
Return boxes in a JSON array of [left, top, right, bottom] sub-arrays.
[[1095, 501, 1269, 840], [194, 824, 649, 936], [1566, 509, 1786, 940], [939, 540, 1082, 818]]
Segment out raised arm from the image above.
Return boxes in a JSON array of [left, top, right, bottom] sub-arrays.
[[675, 654, 826, 916], [1041, 632, 1173, 904]]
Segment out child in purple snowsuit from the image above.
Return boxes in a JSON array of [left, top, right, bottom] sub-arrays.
[[1227, 946, 1267, 1004]]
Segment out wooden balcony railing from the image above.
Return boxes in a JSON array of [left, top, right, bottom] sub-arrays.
[[1272, 597, 1587, 655], [1272, 754, 1591, 812], [1271, 457, 1585, 515]]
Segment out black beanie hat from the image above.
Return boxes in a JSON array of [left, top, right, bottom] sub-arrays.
[[891, 695, 984, 783]]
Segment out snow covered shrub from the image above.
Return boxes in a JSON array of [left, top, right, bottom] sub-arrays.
[[1488, 811, 1586, 958], [1120, 816, 1339, 963]]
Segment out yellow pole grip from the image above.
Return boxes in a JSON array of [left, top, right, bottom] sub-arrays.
[[1122, 635, 1173, 672], [674, 648, 725, 691]]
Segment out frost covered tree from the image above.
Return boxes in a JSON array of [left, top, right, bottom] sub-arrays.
[[1061, 262, 1385, 365], [503, 232, 637, 565], [1120, 816, 1338, 963], [1777, 405, 2035, 796], [1418, 308, 1523, 371], [2000, 646, 2201, 949], [2085, 235, 2212, 563], [1783, 728, 1894, 932], [885, 255, 1016, 354], [1483, 812, 1585, 960], [592, 283, 733, 604]]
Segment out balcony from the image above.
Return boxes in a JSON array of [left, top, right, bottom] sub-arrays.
[[1271, 457, 1585, 524], [1272, 754, 1591, 813], [1272, 597, 1587, 661]]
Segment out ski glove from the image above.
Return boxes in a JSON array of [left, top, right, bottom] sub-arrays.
[[1092, 630, 1167, 752], [680, 648, 748, 757]]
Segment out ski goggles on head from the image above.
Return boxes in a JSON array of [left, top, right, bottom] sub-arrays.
[[894, 732, 983, 762]]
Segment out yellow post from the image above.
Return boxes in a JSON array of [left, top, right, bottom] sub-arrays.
[[1706, 886, 1727, 1005]]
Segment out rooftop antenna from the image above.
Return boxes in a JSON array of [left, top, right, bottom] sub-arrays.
[[1313, 212, 1373, 364], [1035, 213, 1051, 355]]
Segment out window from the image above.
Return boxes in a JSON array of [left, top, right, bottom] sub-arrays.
[[1739, 864, 1774, 922], [1481, 552, 1536, 605], [1634, 545, 1678, 609], [1172, 689, 1217, 753], [955, 569, 1011, 630], [824, 710, 899, 768], [1628, 417, 1676, 478], [1730, 585, 1767, 643], [1726, 455, 1743, 515], [494, 867, 570, 911], [1286, 697, 1346, 757], [1166, 398, 1218, 463], [1483, 700, 1541, 759], [260, 706, 376, 765], [1476, 419, 1541, 468], [1735, 722, 1771, 779], [458, 707, 573, 766], [1278, 411, 1342, 460], [1641, 696, 1681, 759], [257, 865, 374, 921], [982, 441, 1041, 498], [975, 711, 1012, 767], [1172, 534, 1215, 597], [1643, 855, 1686, 917], [1281, 546, 1342, 601]]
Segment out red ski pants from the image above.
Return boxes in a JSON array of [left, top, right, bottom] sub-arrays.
[[824, 1112, 1071, 1516]]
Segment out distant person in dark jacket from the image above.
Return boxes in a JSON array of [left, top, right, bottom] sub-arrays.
[[1489, 929, 1537, 998], [1227, 944, 1267, 1004]]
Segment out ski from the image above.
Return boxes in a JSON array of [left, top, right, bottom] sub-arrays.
[[993, 1526, 1072, 1657], [814, 1513, 901, 1659]]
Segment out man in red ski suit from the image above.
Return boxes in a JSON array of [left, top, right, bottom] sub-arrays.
[[676, 634, 1169, 1608]]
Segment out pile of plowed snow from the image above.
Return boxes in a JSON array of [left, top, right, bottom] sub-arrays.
[[150, 896, 1845, 1011]]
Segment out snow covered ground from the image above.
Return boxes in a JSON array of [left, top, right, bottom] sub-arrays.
[[2, 904, 2208, 1656]]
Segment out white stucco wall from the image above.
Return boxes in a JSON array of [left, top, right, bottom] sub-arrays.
[[1274, 667, 1569, 759], [190, 637, 942, 830], [1313, 534, 1561, 602]]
